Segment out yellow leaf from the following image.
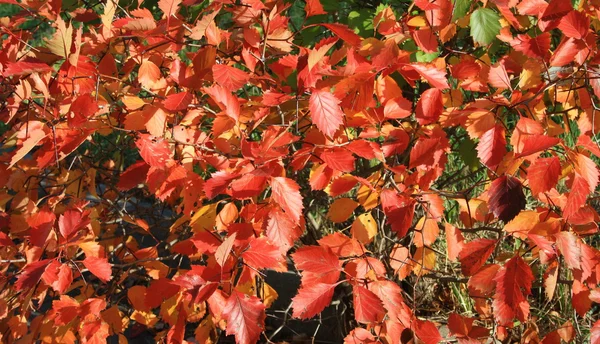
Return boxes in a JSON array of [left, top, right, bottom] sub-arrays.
[[195, 317, 215, 343], [46, 17, 73, 59], [261, 282, 279, 308], [328, 198, 359, 223], [351, 213, 377, 244], [142, 261, 169, 279], [122, 95, 147, 110], [407, 16, 428, 27], [101, 0, 116, 33], [101, 306, 128, 335], [504, 210, 539, 239], [518, 60, 542, 90], [413, 247, 436, 276], [190, 203, 218, 232], [131, 310, 158, 327], [160, 292, 182, 325], [356, 172, 382, 210]]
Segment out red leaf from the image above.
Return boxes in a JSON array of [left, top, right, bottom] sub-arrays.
[[382, 128, 410, 157], [231, 173, 268, 199], [459, 238, 496, 276], [58, 209, 90, 240], [320, 148, 355, 172], [52, 296, 81, 325], [318, 232, 366, 257], [550, 37, 583, 67], [204, 171, 238, 199], [384, 96, 413, 119], [572, 152, 599, 193], [409, 137, 440, 168], [292, 245, 342, 276], [413, 28, 438, 53], [409, 63, 450, 89], [204, 84, 240, 121], [344, 328, 376, 344], [577, 135, 600, 158], [82, 256, 112, 282], [346, 140, 382, 160], [370, 280, 410, 324], [212, 64, 250, 91], [448, 313, 490, 343], [445, 223, 464, 262], [492, 256, 533, 325], [353, 285, 385, 324], [15, 259, 52, 291], [67, 93, 99, 127], [554, 231, 581, 270], [241, 237, 287, 272], [591, 319, 600, 344], [477, 125, 506, 168], [558, 10, 589, 39], [3, 59, 53, 76], [488, 175, 526, 222], [146, 278, 181, 308], [27, 208, 56, 247], [380, 190, 416, 238], [541, 0, 572, 20], [572, 288, 592, 317], [163, 92, 193, 112], [414, 319, 442, 344], [266, 208, 303, 251], [563, 174, 589, 218], [309, 89, 344, 138], [415, 88, 443, 125], [117, 161, 150, 190], [222, 291, 266, 344], [68, 94, 99, 127], [305, 0, 326, 16], [135, 134, 172, 167], [319, 23, 362, 47], [527, 157, 561, 196], [468, 264, 500, 297], [488, 62, 511, 89], [511, 33, 551, 59], [515, 135, 560, 158], [292, 283, 337, 319], [42, 260, 73, 294], [270, 177, 303, 224]]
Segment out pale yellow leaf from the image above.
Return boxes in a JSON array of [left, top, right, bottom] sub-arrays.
[[46, 17, 73, 59]]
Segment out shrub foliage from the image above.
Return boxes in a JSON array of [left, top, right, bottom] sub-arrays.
[[1, 0, 600, 343]]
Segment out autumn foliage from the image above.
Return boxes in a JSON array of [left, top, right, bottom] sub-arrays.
[[2, 0, 600, 343]]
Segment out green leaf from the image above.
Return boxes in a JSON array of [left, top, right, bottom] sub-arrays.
[[469, 8, 501, 45], [321, 0, 340, 12], [415, 50, 440, 63], [458, 137, 479, 171], [0, 4, 21, 17], [289, 0, 305, 32], [452, 0, 471, 21], [347, 10, 374, 38]]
